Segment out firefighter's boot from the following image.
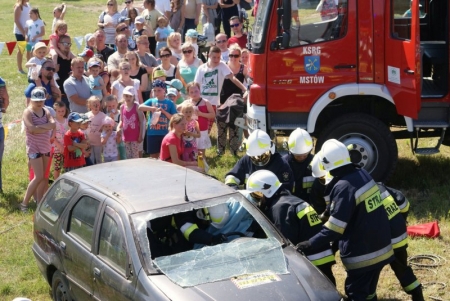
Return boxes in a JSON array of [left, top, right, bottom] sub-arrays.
[[410, 286, 425, 301]]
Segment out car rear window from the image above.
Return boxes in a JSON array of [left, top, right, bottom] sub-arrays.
[[40, 179, 78, 223]]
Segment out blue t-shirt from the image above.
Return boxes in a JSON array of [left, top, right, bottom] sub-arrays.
[[24, 81, 54, 107], [144, 98, 177, 136]]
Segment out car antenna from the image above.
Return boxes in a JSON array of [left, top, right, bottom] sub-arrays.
[[184, 167, 190, 202]]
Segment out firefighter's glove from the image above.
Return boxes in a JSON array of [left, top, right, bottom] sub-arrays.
[[296, 241, 311, 252], [211, 234, 227, 245]]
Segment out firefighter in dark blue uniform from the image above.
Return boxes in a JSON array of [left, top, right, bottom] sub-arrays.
[[282, 128, 315, 201], [297, 139, 394, 301], [246, 170, 336, 285], [225, 130, 294, 191]]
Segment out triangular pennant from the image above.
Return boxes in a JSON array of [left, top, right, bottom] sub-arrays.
[[0, 42, 4, 55], [41, 39, 50, 46], [17, 41, 27, 54], [6, 41, 16, 55], [73, 36, 84, 50]]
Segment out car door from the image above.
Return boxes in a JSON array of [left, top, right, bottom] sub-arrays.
[[385, 0, 421, 118], [91, 205, 135, 301], [58, 190, 104, 299]]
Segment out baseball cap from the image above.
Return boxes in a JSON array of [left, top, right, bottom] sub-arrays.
[[80, 113, 91, 123], [167, 88, 178, 97], [186, 29, 199, 38], [165, 79, 183, 91], [88, 60, 101, 68], [68, 112, 83, 123], [152, 79, 167, 89], [135, 16, 144, 24], [118, 16, 130, 23], [123, 86, 135, 95], [153, 69, 166, 79], [30, 87, 47, 101], [79, 48, 94, 58], [85, 33, 95, 44]]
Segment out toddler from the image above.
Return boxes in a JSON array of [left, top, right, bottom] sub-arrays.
[[155, 17, 173, 58], [118, 86, 144, 159], [79, 114, 93, 166], [49, 20, 69, 65], [87, 58, 107, 98], [86, 96, 107, 164], [101, 117, 120, 162], [64, 112, 88, 171], [180, 102, 200, 161], [51, 101, 68, 179], [25, 8, 46, 57], [103, 94, 120, 129], [52, 3, 67, 33]]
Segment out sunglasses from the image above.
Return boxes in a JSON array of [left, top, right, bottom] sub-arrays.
[[216, 39, 227, 44], [160, 53, 171, 58], [107, 3, 114, 6], [121, 67, 130, 71], [229, 54, 240, 58], [182, 49, 193, 54], [125, 1, 132, 3], [118, 27, 128, 32], [59, 42, 72, 46], [230, 23, 240, 28]]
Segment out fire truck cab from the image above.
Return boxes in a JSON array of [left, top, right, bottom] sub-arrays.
[[246, 0, 449, 181]]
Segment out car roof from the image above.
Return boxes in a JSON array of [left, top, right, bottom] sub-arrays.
[[63, 159, 236, 213]]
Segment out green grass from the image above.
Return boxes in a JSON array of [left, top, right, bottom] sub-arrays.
[[0, 1, 449, 300]]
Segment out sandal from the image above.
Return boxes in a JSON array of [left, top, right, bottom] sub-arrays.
[[19, 203, 29, 213]]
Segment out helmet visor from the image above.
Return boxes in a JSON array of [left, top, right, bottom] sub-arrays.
[[250, 151, 271, 166]]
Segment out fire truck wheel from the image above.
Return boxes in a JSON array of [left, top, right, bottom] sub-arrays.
[[315, 113, 398, 182]]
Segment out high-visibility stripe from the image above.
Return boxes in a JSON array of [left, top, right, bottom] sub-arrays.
[[342, 245, 393, 270], [180, 223, 199, 240], [295, 203, 309, 219], [392, 232, 408, 249], [302, 176, 315, 189], [225, 175, 240, 185], [355, 180, 379, 206], [366, 292, 377, 300], [324, 195, 330, 206], [382, 195, 400, 220], [297, 205, 321, 226], [306, 249, 335, 266], [398, 201, 410, 213], [325, 216, 347, 234], [404, 280, 421, 292]]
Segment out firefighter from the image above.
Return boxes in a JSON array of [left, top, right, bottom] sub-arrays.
[[308, 150, 331, 217], [378, 184, 424, 301], [283, 128, 315, 202], [246, 169, 336, 285], [296, 139, 394, 301], [225, 129, 294, 191]]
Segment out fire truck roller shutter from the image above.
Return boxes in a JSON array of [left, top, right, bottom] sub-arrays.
[[315, 113, 398, 182]]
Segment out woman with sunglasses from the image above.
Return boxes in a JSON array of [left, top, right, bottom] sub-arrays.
[[176, 42, 202, 97], [153, 47, 177, 81], [217, 44, 247, 156], [98, 0, 122, 47]]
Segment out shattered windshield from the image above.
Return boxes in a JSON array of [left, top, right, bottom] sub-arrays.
[[131, 193, 288, 286]]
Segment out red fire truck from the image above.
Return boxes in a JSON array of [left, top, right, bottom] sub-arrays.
[[245, 0, 449, 181]]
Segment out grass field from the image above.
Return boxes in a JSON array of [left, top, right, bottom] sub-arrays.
[[0, 1, 449, 300]]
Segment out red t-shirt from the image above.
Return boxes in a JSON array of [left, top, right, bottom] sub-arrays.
[[227, 34, 248, 49], [160, 131, 184, 163], [64, 129, 86, 168]]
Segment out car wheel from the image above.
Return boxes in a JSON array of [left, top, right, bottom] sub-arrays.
[[316, 113, 398, 182], [52, 271, 73, 301]]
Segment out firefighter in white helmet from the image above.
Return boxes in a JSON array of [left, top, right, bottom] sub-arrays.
[[283, 128, 315, 201], [245, 170, 336, 284], [308, 150, 333, 216], [225, 129, 294, 191], [296, 139, 394, 301]]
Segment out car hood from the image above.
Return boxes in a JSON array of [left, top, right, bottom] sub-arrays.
[[150, 245, 340, 301]]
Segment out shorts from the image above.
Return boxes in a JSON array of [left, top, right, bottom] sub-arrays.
[[196, 130, 211, 149], [15, 33, 25, 41], [28, 152, 51, 160], [146, 135, 165, 154], [53, 153, 64, 171]]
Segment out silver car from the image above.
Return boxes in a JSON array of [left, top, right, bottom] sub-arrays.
[[33, 159, 342, 301]]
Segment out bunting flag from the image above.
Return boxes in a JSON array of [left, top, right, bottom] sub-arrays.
[[6, 41, 16, 55], [17, 41, 27, 54], [41, 39, 50, 46], [0, 42, 4, 55], [73, 36, 84, 50]]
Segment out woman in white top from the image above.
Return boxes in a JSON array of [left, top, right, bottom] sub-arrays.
[[14, 0, 31, 73], [97, 0, 121, 47], [111, 60, 143, 103], [176, 42, 202, 96]]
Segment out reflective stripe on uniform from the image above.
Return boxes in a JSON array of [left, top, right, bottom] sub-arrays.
[[324, 195, 330, 206], [225, 175, 240, 186], [180, 222, 199, 240], [366, 292, 377, 300], [302, 176, 315, 189], [355, 180, 383, 212], [404, 280, 421, 292], [324, 216, 347, 234], [341, 244, 393, 270], [398, 200, 410, 213], [382, 195, 400, 220], [306, 249, 335, 266], [391, 232, 408, 249], [297, 204, 322, 226]]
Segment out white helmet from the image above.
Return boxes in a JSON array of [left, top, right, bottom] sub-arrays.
[[320, 139, 352, 171], [246, 170, 282, 198], [288, 128, 313, 155], [246, 130, 275, 166], [310, 151, 327, 178], [196, 203, 230, 229]]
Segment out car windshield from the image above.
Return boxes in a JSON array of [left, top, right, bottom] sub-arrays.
[[131, 193, 288, 287]]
